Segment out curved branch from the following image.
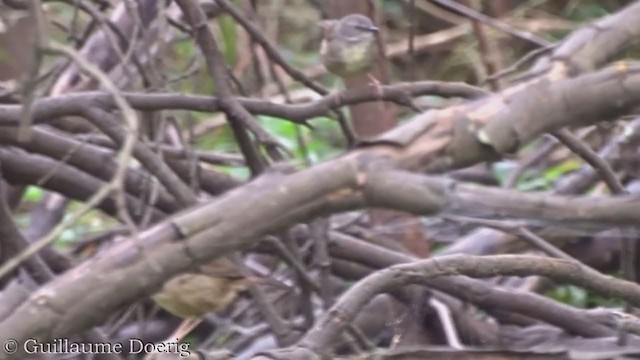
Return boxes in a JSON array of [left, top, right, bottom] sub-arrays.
[[329, 232, 614, 339], [294, 254, 640, 355], [0, 126, 180, 214], [0, 81, 486, 126], [0, 147, 165, 221]]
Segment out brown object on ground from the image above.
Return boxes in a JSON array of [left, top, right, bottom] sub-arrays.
[[152, 257, 248, 341]]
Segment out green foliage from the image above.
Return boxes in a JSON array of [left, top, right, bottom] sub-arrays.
[[195, 121, 236, 151], [546, 284, 625, 308], [492, 159, 581, 191], [377, 0, 405, 14], [564, 1, 611, 20], [586, 292, 625, 308], [190, 112, 343, 179], [258, 115, 342, 163], [546, 285, 588, 308], [517, 159, 581, 191], [54, 204, 116, 249], [173, 39, 196, 62], [544, 159, 581, 182], [0, 48, 10, 64], [218, 15, 238, 65], [22, 186, 44, 202]]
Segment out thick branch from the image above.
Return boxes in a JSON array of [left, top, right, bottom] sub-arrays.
[[295, 255, 640, 355]]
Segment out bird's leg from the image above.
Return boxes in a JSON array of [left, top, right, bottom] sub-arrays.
[[165, 317, 202, 343], [367, 73, 383, 100]]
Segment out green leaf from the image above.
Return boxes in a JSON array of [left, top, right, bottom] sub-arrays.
[[22, 186, 44, 202], [543, 159, 581, 182], [257, 115, 341, 163], [219, 15, 237, 65], [546, 285, 588, 308], [174, 39, 195, 58], [516, 177, 551, 191]]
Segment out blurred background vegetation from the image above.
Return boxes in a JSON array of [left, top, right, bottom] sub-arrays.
[[6, 0, 638, 310]]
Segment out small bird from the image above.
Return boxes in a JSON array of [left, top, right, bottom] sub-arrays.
[[152, 258, 248, 341], [320, 14, 380, 82]]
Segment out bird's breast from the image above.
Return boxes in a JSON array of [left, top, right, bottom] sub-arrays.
[[152, 272, 245, 318], [321, 37, 376, 77]]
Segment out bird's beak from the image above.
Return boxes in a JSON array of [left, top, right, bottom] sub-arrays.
[[355, 24, 379, 33]]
